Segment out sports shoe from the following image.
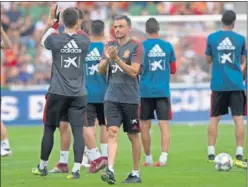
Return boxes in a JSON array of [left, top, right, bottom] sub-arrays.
[[1, 147, 12, 157], [153, 161, 166, 167], [122, 173, 142, 184], [208, 154, 215, 163], [234, 160, 247, 169], [50, 163, 69, 173], [101, 168, 116, 185], [143, 161, 153, 167], [66, 170, 80, 179], [236, 154, 243, 161], [32, 165, 48, 176], [88, 157, 107, 173]]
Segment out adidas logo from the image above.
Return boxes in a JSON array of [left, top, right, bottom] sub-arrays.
[[148, 44, 166, 57], [60, 40, 82, 53], [86, 48, 101, 61], [217, 37, 236, 50]]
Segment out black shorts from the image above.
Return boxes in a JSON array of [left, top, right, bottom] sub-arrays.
[[104, 101, 140, 134], [86, 103, 105, 127], [43, 94, 87, 127], [210, 91, 246, 117], [140, 97, 172, 120], [61, 103, 105, 127]]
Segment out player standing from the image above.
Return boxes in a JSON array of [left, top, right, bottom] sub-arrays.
[[234, 64, 247, 169], [83, 20, 108, 173], [140, 18, 176, 167], [49, 7, 90, 173], [1, 26, 13, 157], [52, 20, 108, 173], [99, 15, 143, 184], [206, 10, 247, 162], [50, 20, 108, 174], [32, 6, 90, 179]]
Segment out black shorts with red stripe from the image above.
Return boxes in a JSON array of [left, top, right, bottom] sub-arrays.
[[43, 93, 87, 127], [140, 97, 172, 120], [104, 101, 140, 134], [210, 91, 246, 117]]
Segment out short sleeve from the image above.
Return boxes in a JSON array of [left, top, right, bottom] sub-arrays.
[[241, 37, 247, 56], [205, 35, 212, 56], [131, 42, 144, 65], [170, 44, 176, 63], [44, 34, 54, 50]]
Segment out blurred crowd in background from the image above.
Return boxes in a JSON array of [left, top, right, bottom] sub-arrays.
[[0, 2, 245, 86]]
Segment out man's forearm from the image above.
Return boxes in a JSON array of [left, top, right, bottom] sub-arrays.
[[206, 56, 212, 64], [98, 58, 110, 74], [115, 56, 138, 78], [1, 28, 12, 49], [241, 56, 246, 73]]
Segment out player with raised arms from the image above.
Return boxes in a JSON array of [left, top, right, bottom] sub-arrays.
[[49, 7, 91, 173], [32, 5, 90, 179], [51, 19, 109, 174]]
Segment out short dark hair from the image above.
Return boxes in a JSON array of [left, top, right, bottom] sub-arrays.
[[114, 15, 131, 27], [63, 8, 79, 28], [74, 7, 83, 20], [146, 18, 159, 34], [91, 20, 104, 36], [221, 10, 236, 26], [81, 20, 92, 34]]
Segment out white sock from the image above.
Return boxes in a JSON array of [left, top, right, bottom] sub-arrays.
[[88, 148, 101, 161], [39, 160, 48, 170], [131, 170, 140, 177], [145, 154, 153, 164], [108, 165, 114, 173], [159, 152, 168, 165], [59, 151, 69, 164], [208, 146, 215, 155], [101, 144, 108, 157], [1, 139, 10, 150], [236, 146, 243, 156], [84, 146, 89, 152], [82, 154, 89, 163], [72, 163, 81, 173]]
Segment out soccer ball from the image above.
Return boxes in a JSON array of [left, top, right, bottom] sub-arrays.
[[214, 153, 233, 171]]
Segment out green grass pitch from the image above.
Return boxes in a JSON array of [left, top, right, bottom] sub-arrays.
[[1, 125, 246, 187]]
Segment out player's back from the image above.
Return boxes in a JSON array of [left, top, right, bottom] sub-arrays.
[[140, 38, 176, 97], [45, 32, 90, 96], [206, 30, 246, 91], [85, 41, 107, 103]]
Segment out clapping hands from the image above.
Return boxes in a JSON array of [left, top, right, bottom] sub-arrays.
[[104, 45, 118, 61]]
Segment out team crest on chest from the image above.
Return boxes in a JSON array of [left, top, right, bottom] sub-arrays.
[[123, 49, 130, 58]]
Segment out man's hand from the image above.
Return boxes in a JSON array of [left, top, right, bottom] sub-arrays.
[[109, 46, 118, 61], [47, 4, 58, 27], [41, 4, 59, 49], [103, 45, 111, 59]]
